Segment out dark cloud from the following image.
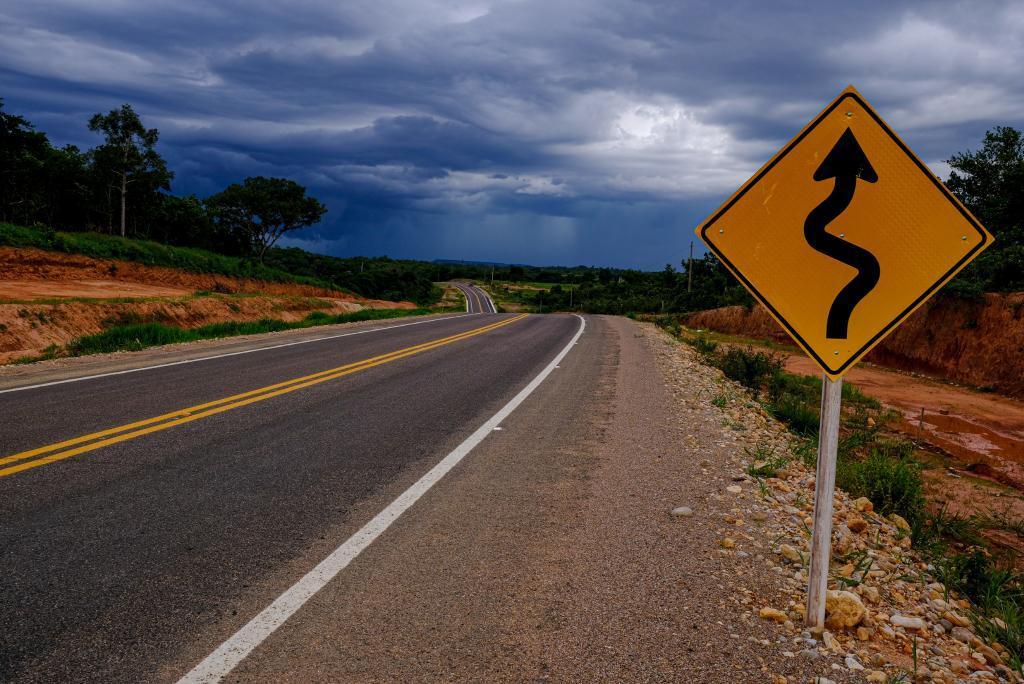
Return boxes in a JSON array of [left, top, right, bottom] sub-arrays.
[[1, 0, 1022, 267]]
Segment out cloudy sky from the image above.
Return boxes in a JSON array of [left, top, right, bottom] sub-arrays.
[[2, 1, 1022, 268]]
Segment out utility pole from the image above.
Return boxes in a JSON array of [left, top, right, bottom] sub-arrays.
[[490, 265, 494, 285], [687, 240, 694, 293], [569, 287, 573, 309]]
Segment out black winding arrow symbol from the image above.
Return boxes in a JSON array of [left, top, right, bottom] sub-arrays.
[[804, 128, 879, 339]]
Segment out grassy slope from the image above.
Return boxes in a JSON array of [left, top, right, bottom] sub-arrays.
[[0, 223, 341, 292]]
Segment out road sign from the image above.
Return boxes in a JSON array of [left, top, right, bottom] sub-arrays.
[[696, 86, 993, 378], [695, 86, 995, 630]]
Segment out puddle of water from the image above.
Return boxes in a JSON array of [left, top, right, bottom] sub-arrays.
[[900, 408, 1024, 464]]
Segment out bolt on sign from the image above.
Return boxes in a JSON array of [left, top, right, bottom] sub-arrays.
[[696, 86, 993, 379]]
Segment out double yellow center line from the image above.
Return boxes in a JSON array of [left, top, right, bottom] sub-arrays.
[[0, 314, 528, 478]]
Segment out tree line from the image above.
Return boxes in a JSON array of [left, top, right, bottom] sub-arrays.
[[1, 97, 1020, 310], [0, 100, 324, 262]]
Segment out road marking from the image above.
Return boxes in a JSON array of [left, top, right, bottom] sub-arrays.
[[0, 315, 528, 478], [456, 282, 481, 313], [477, 285, 496, 313], [176, 314, 586, 684], [456, 282, 496, 314], [0, 313, 474, 396]]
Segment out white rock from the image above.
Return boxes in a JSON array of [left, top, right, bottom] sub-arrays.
[[671, 506, 693, 517], [890, 615, 927, 630]]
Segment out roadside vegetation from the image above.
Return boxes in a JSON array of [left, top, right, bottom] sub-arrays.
[[660, 321, 1024, 670], [16, 307, 429, 363], [0, 222, 338, 290]]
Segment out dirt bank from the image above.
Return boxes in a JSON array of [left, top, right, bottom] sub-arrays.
[[0, 247, 417, 362], [0, 294, 413, 363], [0, 279, 192, 300], [0, 247, 348, 299], [685, 292, 1024, 399]]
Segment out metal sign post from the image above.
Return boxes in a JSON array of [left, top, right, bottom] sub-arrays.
[[805, 376, 843, 627]]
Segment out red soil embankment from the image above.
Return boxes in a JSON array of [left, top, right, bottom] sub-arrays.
[[685, 293, 1024, 399], [0, 247, 417, 362], [0, 296, 369, 363]]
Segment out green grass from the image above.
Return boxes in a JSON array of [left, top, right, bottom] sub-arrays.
[[837, 450, 926, 523], [770, 394, 821, 435], [20, 308, 431, 362], [0, 222, 340, 292]]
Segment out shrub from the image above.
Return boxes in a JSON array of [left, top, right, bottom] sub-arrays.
[[714, 346, 783, 397], [692, 336, 718, 356], [837, 450, 925, 523]]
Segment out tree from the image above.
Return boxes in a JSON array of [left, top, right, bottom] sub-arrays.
[[0, 100, 90, 229], [206, 177, 327, 262], [38, 144, 90, 229], [1, 99, 50, 224], [945, 126, 1024, 294], [88, 104, 171, 237]]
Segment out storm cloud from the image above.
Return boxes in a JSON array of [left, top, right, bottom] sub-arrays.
[[2, 0, 1022, 267]]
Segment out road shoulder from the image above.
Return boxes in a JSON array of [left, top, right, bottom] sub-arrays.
[[499, 317, 851, 682]]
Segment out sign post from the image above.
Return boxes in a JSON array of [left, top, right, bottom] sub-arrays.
[[695, 86, 994, 629], [806, 375, 842, 627]]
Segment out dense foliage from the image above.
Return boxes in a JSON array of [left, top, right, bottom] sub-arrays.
[[0, 100, 323, 258], [87, 104, 171, 237], [207, 178, 327, 262], [944, 126, 1024, 295]]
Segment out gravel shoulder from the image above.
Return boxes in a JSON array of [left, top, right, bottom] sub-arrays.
[[503, 316, 850, 682]]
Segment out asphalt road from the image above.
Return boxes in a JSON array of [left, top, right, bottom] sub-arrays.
[[0, 311, 587, 683], [451, 281, 496, 313]]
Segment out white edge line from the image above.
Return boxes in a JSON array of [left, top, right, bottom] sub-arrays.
[[0, 314, 475, 395], [481, 287, 496, 313], [176, 313, 586, 684]]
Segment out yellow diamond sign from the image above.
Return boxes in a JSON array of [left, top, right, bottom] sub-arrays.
[[696, 86, 993, 378]]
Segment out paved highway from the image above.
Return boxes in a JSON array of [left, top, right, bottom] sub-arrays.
[[0, 311, 588, 682], [451, 281, 496, 313]]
